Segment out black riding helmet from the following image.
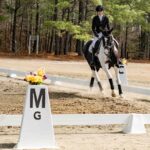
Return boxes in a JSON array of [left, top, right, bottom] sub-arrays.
[[96, 5, 104, 12]]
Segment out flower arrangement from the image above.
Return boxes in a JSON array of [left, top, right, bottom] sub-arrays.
[[24, 68, 47, 85], [121, 58, 127, 65]]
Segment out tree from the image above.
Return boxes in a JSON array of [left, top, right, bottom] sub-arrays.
[[11, 0, 21, 52], [0, 0, 149, 59]]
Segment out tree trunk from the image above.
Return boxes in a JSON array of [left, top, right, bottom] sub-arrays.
[[76, 0, 85, 56], [0, 0, 3, 12], [64, 32, 70, 55], [11, 0, 20, 52], [53, 0, 59, 55], [19, 8, 25, 51], [49, 29, 54, 53], [33, 0, 39, 53], [124, 24, 128, 58], [85, 0, 89, 20]]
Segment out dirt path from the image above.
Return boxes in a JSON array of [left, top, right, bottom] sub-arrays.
[[0, 76, 150, 114], [0, 58, 150, 86], [0, 58, 150, 150]]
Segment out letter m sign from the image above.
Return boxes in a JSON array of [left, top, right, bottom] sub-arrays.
[[30, 88, 45, 108]]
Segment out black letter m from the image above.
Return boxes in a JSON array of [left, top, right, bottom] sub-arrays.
[[30, 88, 45, 108]]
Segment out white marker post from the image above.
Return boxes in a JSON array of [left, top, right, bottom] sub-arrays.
[[15, 85, 58, 149], [123, 114, 146, 134], [119, 64, 128, 85]]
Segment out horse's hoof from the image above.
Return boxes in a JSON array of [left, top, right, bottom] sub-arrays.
[[119, 94, 124, 98], [101, 90, 104, 93], [101, 90, 105, 95], [111, 92, 116, 97], [88, 87, 93, 92]]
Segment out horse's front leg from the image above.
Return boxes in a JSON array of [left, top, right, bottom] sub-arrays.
[[101, 63, 116, 97], [114, 66, 123, 98], [90, 69, 103, 92], [98, 46, 116, 97]]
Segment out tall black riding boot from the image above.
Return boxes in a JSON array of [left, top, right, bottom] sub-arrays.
[[90, 40, 101, 66], [90, 47, 97, 66]]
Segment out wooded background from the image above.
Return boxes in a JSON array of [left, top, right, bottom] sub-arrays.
[[0, 0, 150, 59]]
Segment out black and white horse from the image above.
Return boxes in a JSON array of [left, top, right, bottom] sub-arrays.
[[83, 29, 123, 97]]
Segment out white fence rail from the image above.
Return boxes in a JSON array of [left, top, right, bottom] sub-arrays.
[[0, 114, 128, 126], [0, 114, 150, 125]]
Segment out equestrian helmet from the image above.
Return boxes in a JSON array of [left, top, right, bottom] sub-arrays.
[[96, 5, 104, 12]]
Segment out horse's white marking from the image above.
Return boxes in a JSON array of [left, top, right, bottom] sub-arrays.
[[114, 66, 121, 85], [92, 70, 100, 82], [98, 42, 113, 79]]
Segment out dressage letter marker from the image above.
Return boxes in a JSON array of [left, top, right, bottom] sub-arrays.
[[15, 85, 58, 149], [30, 88, 45, 108], [119, 64, 128, 85]]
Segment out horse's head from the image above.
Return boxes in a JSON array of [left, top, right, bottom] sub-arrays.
[[102, 28, 114, 49], [100, 28, 120, 69], [102, 28, 113, 37]]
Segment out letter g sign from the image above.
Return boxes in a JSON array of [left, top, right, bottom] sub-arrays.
[[34, 111, 41, 120]]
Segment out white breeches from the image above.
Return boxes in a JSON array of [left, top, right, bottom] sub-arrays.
[[89, 33, 103, 53]]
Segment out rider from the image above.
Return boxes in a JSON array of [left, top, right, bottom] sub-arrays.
[[91, 5, 110, 65]]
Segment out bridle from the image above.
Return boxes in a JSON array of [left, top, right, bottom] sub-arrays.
[[102, 34, 114, 49]]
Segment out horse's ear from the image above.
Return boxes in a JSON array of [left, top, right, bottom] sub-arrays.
[[110, 27, 113, 33], [108, 28, 113, 34]]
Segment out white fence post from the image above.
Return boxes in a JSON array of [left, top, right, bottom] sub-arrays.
[[123, 114, 146, 134]]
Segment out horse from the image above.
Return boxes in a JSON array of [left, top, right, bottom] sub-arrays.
[[83, 29, 123, 97]]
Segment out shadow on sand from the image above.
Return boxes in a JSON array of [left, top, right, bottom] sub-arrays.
[[0, 143, 16, 149]]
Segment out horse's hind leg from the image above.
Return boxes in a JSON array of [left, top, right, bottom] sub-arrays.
[[114, 66, 123, 97], [89, 69, 95, 91], [89, 76, 95, 90]]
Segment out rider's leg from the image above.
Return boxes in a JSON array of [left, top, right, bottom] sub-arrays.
[[91, 39, 101, 66], [89, 37, 98, 53], [93, 33, 103, 56], [93, 39, 101, 54], [90, 33, 102, 66]]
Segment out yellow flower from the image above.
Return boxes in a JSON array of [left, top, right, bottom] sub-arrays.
[[37, 76, 43, 83], [37, 68, 45, 77], [25, 75, 32, 82], [25, 68, 46, 85], [122, 58, 127, 65], [31, 76, 38, 83], [31, 76, 43, 83]]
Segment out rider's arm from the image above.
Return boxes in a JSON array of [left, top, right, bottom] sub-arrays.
[[92, 17, 99, 37], [106, 16, 110, 30]]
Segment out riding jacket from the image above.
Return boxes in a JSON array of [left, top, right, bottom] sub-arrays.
[[92, 15, 110, 37]]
